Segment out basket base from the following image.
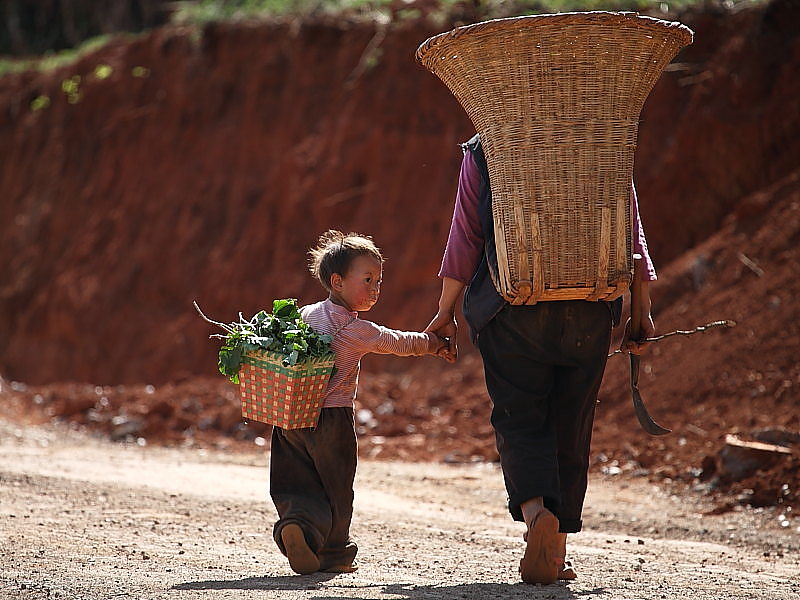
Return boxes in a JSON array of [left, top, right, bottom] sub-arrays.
[[504, 280, 630, 305]]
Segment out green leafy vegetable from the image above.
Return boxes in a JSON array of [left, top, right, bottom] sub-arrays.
[[196, 299, 334, 384]]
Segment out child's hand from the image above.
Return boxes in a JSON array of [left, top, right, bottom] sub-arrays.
[[438, 345, 456, 363], [425, 312, 458, 363], [426, 332, 449, 361], [429, 332, 456, 363]]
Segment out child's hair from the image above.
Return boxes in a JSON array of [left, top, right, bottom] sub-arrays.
[[308, 230, 383, 291]]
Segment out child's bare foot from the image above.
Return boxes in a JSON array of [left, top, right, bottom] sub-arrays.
[[280, 524, 320, 575], [519, 509, 561, 585], [319, 562, 358, 573]]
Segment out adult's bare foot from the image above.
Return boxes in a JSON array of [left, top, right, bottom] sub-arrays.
[[559, 559, 578, 580], [519, 510, 561, 584], [555, 532, 574, 579]]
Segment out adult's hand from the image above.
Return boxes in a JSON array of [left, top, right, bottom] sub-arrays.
[[425, 312, 458, 363], [622, 279, 655, 355], [622, 312, 655, 355], [425, 277, 466, 363]]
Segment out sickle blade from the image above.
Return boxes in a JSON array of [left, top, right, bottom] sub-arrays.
[[630, 354, 671, 436]]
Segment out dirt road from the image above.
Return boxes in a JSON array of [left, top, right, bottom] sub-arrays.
[[1, 419, 798, 600]]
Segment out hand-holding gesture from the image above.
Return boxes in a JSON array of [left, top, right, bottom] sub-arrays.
[[426, 277, 466, 363], [425, 311, 458, 363]]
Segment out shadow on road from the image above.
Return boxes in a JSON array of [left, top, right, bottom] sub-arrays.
[[174, 576, 593, 598], [172, 573, 343, 591], [379, 582, 587, 599]]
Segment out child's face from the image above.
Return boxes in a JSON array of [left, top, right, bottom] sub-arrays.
[[331, 255, 382, 312]]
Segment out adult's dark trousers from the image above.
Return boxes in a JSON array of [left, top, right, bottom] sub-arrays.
[[270, 407, 358, 570], [477, 300, 613, 533]]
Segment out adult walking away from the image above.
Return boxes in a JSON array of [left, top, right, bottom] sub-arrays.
[[425, 134, 657, 584]]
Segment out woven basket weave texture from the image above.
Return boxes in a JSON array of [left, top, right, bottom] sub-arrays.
[[417, 12, 693, 304], [239, 350, 334, 430]]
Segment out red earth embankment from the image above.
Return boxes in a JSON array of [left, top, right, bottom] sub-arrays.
[[1, 3, 798, 509], [0, 19, 474, 385]]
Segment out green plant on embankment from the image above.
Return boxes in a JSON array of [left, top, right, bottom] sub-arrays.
[[0, 0, 765, 78], [0, 34, 114, 76], [169, 0, 763, 25]]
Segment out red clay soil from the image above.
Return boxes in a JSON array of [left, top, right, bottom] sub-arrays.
[[1, 2, 799, 512]]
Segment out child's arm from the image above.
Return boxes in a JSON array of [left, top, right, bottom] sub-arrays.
[[348, 319, 446, 357]]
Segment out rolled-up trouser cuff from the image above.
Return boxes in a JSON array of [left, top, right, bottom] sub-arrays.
[[557, 518, 583, 534], [508, 500, 583, 533], [508, 492, 560, 523], [318, 541, 359, 571]]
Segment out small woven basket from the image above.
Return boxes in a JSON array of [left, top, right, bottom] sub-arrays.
[[238, 350, 335, 430], [417, 12, 693, 304]]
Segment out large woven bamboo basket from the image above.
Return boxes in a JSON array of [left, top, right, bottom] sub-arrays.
[[417, 12, 693, 304]]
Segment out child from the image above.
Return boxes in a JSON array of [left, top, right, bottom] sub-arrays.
[[269, 230, 446, 575]]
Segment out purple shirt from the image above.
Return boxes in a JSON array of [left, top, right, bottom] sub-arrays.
[[439, 150, 657, 284]]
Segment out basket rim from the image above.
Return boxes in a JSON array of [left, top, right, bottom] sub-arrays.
[[243, 348, 335, 367], [416, 11, 694, 64]]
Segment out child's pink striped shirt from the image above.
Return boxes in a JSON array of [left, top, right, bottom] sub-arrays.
[[300, 299, 435, 408]]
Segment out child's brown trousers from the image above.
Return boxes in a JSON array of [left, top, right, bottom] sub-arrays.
[[270, 407, 358, 571]]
